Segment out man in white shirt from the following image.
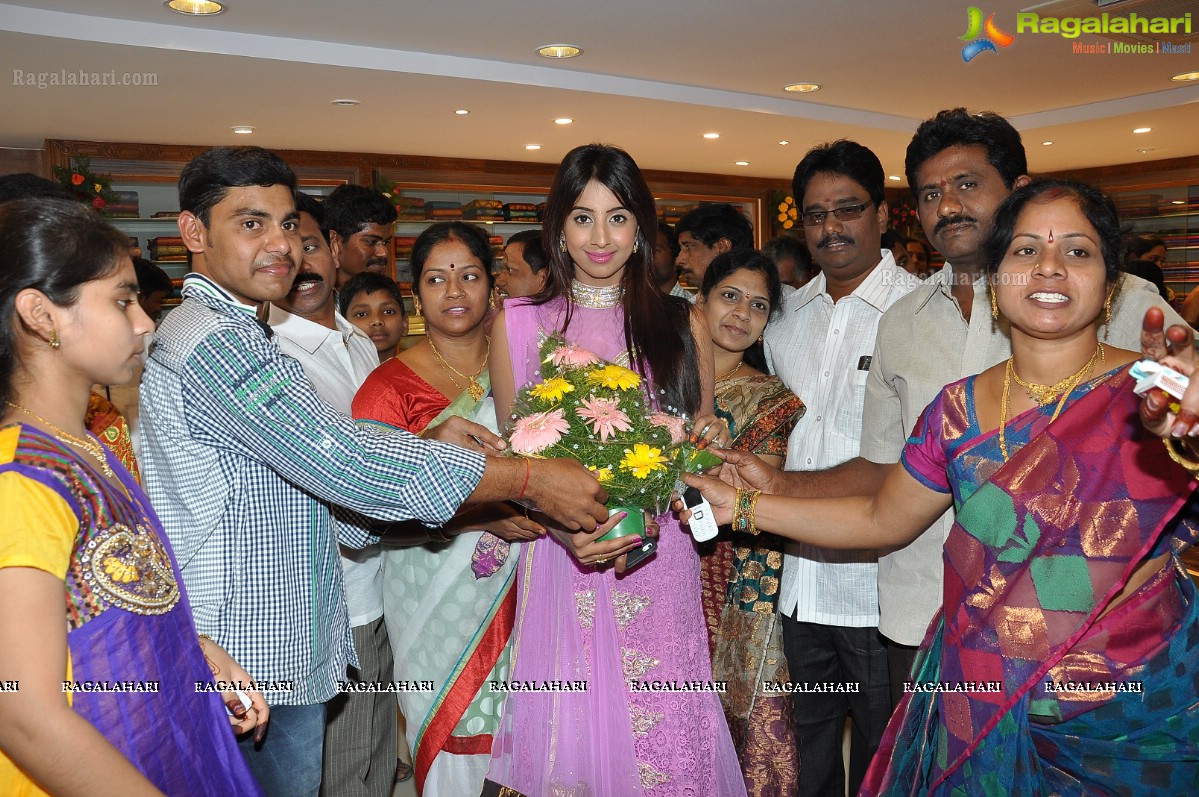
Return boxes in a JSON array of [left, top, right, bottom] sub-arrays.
[[764, 140, 919, 797], [268, 193, 392, 797]]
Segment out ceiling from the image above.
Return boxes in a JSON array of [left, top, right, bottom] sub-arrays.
[[1, 0, 1198, 185]]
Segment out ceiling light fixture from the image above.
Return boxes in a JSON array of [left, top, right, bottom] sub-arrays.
[[783, 83, 821, 93], [537, 44, 583, 59], [1172, 200, 1186, 205], [778, 140, 789, 146], [455, 109, 469, 115], [887, 175, 901, 182], [734, 161, 749, 166], [1171, 71, 1199, 82], [703, 132, 720, 139], [1041, 140, 1053, 146], [231, 126, 254, 134], [554, 118, 573, 125], [526, 144, 542, 150], [331, 99, 360, 107], [165, 0, 224, 14], [1132, 127, 1152, 133], [1137, 147, 1156, 153]]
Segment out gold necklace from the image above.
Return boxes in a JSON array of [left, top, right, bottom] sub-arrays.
[[5, 400, 114, 477], [1010, 344, 1102, 406], [716, 361, 743, 382], [428, 337, 489, 401], [999, 344, 1104, 462]]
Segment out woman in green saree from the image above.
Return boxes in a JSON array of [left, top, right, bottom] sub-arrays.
[[352, 222, 543, 797]]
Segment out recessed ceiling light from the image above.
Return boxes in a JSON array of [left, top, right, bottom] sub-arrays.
[[783, 83, 821, 93], [1172, 200, 1186, 205], [231, 126, 254, 134], [778, 140, 789, 146], [734, 161, 749, 166], [887, 175, 901, 182], [537, 44, 583, 59], [526, 144, 542, 151], [554, 118, 573, 125], [1041, 140, 1053, 146], [1137, 147, 1156, 153], [455, 109, 469, 115], [1171, 71, 1199, 82], [165, 0, 224, 14], [703, 132, 720, 139], [1133, 127, 1152, 134], [331, 99, 360, 107]]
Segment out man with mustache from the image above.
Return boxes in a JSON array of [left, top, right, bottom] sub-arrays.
[[762, 139, 919, 797], [325, 184, 397, 289], [732, 110, 1184, 712], [268, 193, 396, 797]]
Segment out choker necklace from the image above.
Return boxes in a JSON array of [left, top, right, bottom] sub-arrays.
[[717, 361, 743, 382], [1010, 344, 1103, 406], [999, 343, 1104, 462], [428, 337, 489, 401], [5, 400, 114, 477], [570, 279, 623, 309]]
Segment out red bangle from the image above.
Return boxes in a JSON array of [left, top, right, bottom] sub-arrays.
[[517, 457, 532, 500]]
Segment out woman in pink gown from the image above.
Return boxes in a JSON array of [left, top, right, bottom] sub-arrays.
[[483, 144, 748, 797]]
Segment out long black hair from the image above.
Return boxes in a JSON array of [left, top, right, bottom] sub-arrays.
[[0, 198, 130, 406], [535, 144, 700, 415]]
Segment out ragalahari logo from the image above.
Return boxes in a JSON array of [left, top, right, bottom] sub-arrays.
[[959, 7, 1015, 62]]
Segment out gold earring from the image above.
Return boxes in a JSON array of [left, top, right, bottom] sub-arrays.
[[989, 285, 999, 322], [49, 328, 61, 349], [632, 237, 639, 255], [757, 334, 764, 343], [1103, 287, 1114, 327], [412, 300, 422, 317], [559, 233, 567, 254]]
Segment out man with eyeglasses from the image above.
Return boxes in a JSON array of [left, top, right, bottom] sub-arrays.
[[325, 184, 397, 289], [762, 139, 919, 797]]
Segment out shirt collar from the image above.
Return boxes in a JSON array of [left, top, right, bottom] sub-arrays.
[[912, 262, 989, 314], [268, 304, 358, 355], [790, 250, 906, 313], [182, 272, 274, 336]]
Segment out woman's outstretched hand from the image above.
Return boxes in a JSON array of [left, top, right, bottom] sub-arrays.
[[550, 510, 659, 573]]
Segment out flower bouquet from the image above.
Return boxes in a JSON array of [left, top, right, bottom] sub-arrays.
[[505, 335, 718, 545]]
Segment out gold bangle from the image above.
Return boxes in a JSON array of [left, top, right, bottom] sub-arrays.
[[1163, 438, 1199, 473], [197, 633, 215, 645], [732, 488, 762, 536]]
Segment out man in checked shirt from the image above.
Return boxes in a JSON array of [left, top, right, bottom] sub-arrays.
[[138, 146, 611, 797]]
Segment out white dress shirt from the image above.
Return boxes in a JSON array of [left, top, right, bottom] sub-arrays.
[[764, 251, 919, 626], [269, 305, 384, 627]]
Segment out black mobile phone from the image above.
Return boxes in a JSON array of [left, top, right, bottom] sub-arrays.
[[622, 537, 658, 570]]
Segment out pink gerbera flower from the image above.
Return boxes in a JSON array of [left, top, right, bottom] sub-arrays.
[[545, 343, 600, 369], [576, 395, 633, 442], [508, 408, 569, 455], [648, 411, 687, 445]]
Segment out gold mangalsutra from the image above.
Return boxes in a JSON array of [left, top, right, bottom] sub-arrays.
[[5, 401, 114, 477], [428, 337, 489, 401], [999, 344, 1104, 462], [716, 361, 743, 383], [1010, 344, 1104, 406]]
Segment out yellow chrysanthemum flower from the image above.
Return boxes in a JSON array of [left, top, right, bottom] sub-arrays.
[[94, 183, 103, 194], [619, 443, 668, 479], [530, 376, 574, 402], [588, 465, 614, 483], [587, 364, 641, 391]]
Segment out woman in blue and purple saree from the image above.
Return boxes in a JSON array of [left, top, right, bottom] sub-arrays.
[[682, 180, 1199, 795]]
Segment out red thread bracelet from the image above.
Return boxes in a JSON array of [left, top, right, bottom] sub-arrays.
[[517, 457, 531, 500]]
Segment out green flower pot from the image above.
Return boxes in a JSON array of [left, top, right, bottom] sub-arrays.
[[597, 503, 646, 542]]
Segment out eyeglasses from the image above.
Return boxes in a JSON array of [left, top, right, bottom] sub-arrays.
[[799, 200, 874, 227]]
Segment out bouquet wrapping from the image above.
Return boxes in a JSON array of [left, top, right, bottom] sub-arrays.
[[505, 335, 718, 541]]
